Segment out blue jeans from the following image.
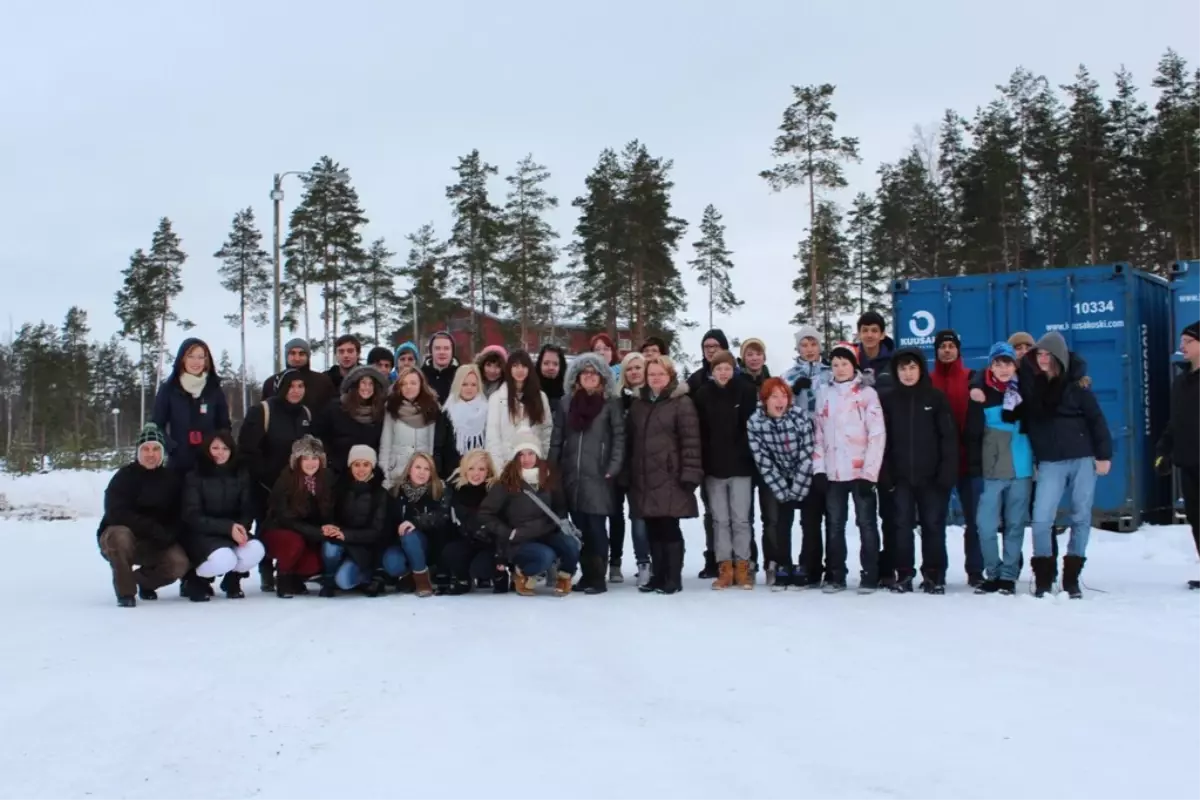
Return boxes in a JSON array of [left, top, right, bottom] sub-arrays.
[[611, 486, 651, 566], [321, 541, 371, 590], [511, 532, 581, 577], [1032, 459, 1096, 557], [976, 478, 1032, 581], [572, 511, 609, 559], [381, 531, 430, 575], [954, 476, 984, 576]]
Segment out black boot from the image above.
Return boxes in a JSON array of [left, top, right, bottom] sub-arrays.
[[1188, 579, 1200, 590], [641, 541, 664, 593], [657, 542, 684, 594], [578, 555, 607, 594], [492, 567, 510, 594], [1062, 555, 1085, 599], [1030, 556, 1055, 598], [220, 572, 245, 599], [275, 573, 296, 599], [318, 576, 337, 598], [697, 550, 717, 580], [260, 560, 276, 593], [117, 595, 136, 608], [186, 575, 211, 602], [138, 585, 158, 601], [363, 574, 386, 597]]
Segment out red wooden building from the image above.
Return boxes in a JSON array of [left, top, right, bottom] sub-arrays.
[[428, 304, 634, 359]]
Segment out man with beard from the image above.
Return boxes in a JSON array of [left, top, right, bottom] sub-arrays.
[[261, 338, 335, 414]]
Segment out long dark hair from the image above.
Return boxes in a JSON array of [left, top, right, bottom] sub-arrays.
[[505, 350, 546, 426], [198, 430, 237, 474], [498, 455, 555, 493], [341, 373, 386, 420], [385, 367, 441, 423], [276, 463, 334, 520]]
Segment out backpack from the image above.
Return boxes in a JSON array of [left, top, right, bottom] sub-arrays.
[[261, 399, 311, 430]]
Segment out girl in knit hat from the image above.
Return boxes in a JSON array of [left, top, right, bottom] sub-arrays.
[[262, 435, 336, 598], [323, 445, 389, 597], [475, 345, 509, 399]]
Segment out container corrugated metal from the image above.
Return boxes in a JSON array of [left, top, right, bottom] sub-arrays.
[[1168, 260, 1199, 514], [892, 263, 1171, 530]]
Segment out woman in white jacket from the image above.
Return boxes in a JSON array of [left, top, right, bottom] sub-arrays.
[[486, 350, 553, 475], [379, 367, 454, 487], [443, 363, 489, 469]]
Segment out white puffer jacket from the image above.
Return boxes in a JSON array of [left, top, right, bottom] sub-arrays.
[[485, 383, 553, 472], [379, 414, 437, 488]]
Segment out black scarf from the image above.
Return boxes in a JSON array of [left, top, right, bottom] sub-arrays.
[[568, 390, 606, 432]]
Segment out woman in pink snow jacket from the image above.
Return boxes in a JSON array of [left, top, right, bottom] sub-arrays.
[[812, 342, 886, 594]]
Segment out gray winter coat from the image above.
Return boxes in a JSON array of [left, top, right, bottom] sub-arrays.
[[549, 353, 625, 516]]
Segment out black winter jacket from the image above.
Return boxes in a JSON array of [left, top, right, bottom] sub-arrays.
[[151, 338, 232, 473], [334, 476, 389, 573], [448, 482, 492, 545], [237, 397, 315, 496], [477, 481, 568, 560], [692, 376, 758, 479], [316, 399, 384, 478], [550, 390, 625, 516], [1019, 351, 1112, 463], [879, 350, 958, 489], [266, 474, 334, 545], [386, 487, 452, 540], [180, 460, 256, 562], [1157, 363, 1199, 470], [98, 463, 183, 546]]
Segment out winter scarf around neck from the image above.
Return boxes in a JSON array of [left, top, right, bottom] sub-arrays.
[[395, 400, 428, 429], [179, 372, 207, 399], [568, 389, 606, 432], [401, 480, 429, 504], [521, 468, 541, 488], [445, 395, 488, 454], [302, 474, 317, 495], [986, 370, 1023, 411], [350, 397, 378, 425]]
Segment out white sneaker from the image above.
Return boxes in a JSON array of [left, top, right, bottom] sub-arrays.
[[636, 563, 651, 588], [609, 565, 624, 583]]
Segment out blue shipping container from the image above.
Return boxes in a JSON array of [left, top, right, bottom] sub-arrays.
[[1168, 260, 1199, 515], [892, 263, 1171, 530]]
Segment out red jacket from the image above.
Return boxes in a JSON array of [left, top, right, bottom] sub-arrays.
[[931, 358, 970, 476]]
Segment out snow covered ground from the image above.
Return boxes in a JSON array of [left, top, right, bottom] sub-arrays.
[[1, 470, 1198, 800]]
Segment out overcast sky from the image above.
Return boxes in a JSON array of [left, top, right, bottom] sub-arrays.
[[2, 0, 1197, 378]]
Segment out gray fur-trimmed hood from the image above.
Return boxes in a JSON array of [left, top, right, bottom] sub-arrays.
[[565, 352, 614, 394], [340, 364, 389, 395]]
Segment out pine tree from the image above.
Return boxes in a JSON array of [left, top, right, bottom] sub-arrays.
[[621, 141, 688, 344], [215, 207, 271, 416], [959, 98, 1024, 272], [761, 83, 861, 320], [1104, 66, 1153, 265], [845, 193, 885, 315], [1146, 49, 1200, 263], [59, 307, 91, 450], [1060, 65, 1112, 266], [568, 148, 628, 332], [1006, 69, 1067, 267], [872, 149, 951, 280], [146, 217, 191, 385], [345, 238, 401, 346], [445, 150, 503, 353], [114, 247, 159, 428], [793, 201, 852, 344], [282, 156, 369, 359], [937, 110, 970, 274], [688, 204, 741, 329], [398, 223, 456, 347], [497, 154, 559, 345]]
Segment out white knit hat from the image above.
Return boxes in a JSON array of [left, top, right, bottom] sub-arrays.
[[510, 434, 543, 461], [347, 444, 378, 468], [794, 325, 821, 346]]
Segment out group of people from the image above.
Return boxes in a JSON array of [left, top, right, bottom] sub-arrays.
[[96, 311, 1200, 608]]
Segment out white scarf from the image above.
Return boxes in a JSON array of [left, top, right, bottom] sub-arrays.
[[521, 468, 541, 488], [444, 395, 488, 454], [179, 372, 207, 399]]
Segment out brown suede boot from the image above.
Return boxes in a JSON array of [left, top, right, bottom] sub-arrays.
[[734, 560, 753, 590], [413, 569, 434, 598], [712, 561, 734, 590], [514, 569, 537, 596], [554, 571, 573, 596]]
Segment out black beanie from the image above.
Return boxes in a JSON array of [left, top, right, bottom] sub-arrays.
[[1184, 320, 1200, 342], [934, 329, 961, 351], [367, 346, 394, 365]]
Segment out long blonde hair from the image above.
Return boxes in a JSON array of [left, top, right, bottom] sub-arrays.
[[391, 451, 444, 500], [448, 448, 498, 489], [447, 363, 485, 405]]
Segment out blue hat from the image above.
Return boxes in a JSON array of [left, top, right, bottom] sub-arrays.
[[988, 342, 1016, 363]]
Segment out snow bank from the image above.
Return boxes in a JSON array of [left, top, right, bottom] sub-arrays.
[[0, 469, 112, 519]]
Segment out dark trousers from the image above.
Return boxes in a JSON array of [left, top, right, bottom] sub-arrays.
[[893, 483, 950, 581], [98, 526, 190, 598], [826, 480, 880, 584], [572, 511, 609, 559], [955, 476, 984, 576], [762, 492, 794, 569], [646, 517, 683, 543], [610, 485, 627, 566], [440, 539, 498, 581], [876, 483, 898, 582], [797, 482, 828, 580], [1180, 466, 1200, 557]]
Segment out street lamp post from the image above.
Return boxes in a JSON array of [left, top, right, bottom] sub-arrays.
[[111, 407, 120, 452], [270, 169, 351, 375]]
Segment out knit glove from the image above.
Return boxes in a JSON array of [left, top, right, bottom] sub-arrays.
[[1003, 385, 1022, 411]]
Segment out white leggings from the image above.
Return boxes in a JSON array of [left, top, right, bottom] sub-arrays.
[[195, 540, 266, 578]]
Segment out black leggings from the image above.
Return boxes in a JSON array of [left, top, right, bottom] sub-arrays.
[[645, 517, 683, 543]]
